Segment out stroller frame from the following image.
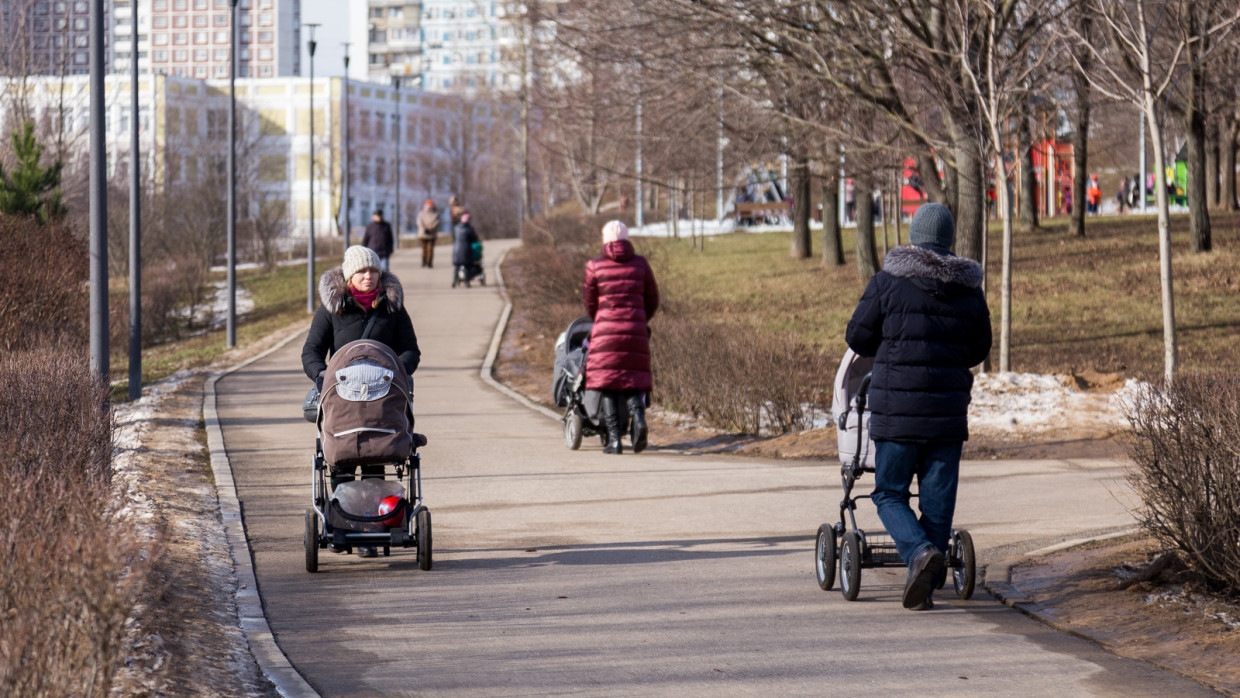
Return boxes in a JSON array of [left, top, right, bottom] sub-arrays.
[[304, 436, 432, 573], [814, 372, 977, 601]]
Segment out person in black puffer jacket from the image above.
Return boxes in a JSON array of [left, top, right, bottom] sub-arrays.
[[845, 202, 991, 612], [302, 245, 421, 384]]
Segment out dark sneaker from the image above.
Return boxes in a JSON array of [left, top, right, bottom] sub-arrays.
[[357, 546, 378, 558], [327, 543, 347, 554], [910, 596, 935, 611], [903, 545, 945, 609]]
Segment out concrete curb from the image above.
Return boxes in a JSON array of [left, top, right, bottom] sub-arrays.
[[478, 245, 561, 422], [203, 326, 321, 698]]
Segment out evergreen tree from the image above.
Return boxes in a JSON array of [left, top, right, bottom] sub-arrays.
[[0, 121, 66, 224]]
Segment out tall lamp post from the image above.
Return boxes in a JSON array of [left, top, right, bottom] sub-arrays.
[[128, 0, 142, 399], [342, 42, 351, 247], [306, 24, 320, 314], [90, 0, 109, 385], [226, 0, 238, 347], [391, 75, 403, 249]]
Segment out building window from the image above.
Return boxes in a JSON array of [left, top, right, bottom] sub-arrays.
[[194, 31, 208, 44], [213, 14, 227, 26], [153, 16, 167, 28], [153, 0, 166, 9], [258, 31, 272, 42], [257, 47, 272, 60], [214, 65, 228, 77], [195, 0, 208, 8], [154, 33, 168, 45], [174, 49, 187, 61], [173, 15, 187, 28], [258, 12, 272, 25], [194, 48, 207, 61], [240, 12, 251, 26], [174, 0, 187, 9], [213, 48, 227, 61], [240, 48, 250, 60], [259, 64, 272, 76], [173, 32, 187, 44], [375, 158, 385, 185], [153, 49, 167, 61], [193, 15, 207, 27], [389, 7, 402, 18], [214, 31, 228, 43], [195, 65, 207, 78]]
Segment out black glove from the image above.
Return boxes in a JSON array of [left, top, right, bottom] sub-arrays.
[[315, 371, 325, 392]]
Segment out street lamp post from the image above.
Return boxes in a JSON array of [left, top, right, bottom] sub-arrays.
[[226, 0, 238, 347], [307, 24, 320, 315], [342, 43, 351, 247], [128, 0, 142, 399], [392, 75, 402, 250], [89, 0, 108, 384]]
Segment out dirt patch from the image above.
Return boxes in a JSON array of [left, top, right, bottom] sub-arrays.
[[1010, 536, 1240, 696]]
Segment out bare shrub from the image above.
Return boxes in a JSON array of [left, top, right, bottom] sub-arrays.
[[1125, 374, 1240, 596], [0, 350, 154, 697], [651, 315, 829, 434], [0, 214, 88, 352]]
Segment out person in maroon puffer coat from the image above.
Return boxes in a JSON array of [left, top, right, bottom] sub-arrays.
[[583, 220, 660, 454]]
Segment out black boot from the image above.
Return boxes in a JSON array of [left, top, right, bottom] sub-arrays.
[[627, 394, 648, 453], [601, 393, 623, 454]]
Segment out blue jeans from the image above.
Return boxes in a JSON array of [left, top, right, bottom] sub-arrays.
[[872, 440, 963, 566], [379, 257, 390, 273]]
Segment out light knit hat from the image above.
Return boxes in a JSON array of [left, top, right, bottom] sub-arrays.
[[602, 220, 629, 244], [342, 245, 381, 280], [908, 203, 955, 254]]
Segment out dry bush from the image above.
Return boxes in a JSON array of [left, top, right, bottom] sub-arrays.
[[1125, 374, 1240, 596], [0, 350, 154, 697], [651, 315, 830, 434], [0, 214, 88, 352]]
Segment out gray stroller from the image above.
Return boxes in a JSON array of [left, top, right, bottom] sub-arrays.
[[814, 348, 976, 601], [554, 317, 643, 451]]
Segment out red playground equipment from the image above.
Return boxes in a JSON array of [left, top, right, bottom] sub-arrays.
[[1030, 140, 1075, 217]]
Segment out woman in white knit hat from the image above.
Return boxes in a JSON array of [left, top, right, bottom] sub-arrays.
[[301, 245, 421, 557]]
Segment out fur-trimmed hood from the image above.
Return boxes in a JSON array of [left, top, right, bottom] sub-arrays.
[[882, 245, 984, 289], [318, 266, 405, 315]]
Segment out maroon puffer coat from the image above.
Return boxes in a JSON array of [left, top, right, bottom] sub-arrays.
[[582, 239, 660, 392]]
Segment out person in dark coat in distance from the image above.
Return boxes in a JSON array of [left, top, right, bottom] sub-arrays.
[[583, 220, 660, 454], [361, 209, 395, 272], [845, 202, 991, 611], [451, 212, 479, 267], [301, 245, 420, 558]]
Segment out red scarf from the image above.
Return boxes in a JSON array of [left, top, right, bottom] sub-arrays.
[[349, 285, 381, 311]]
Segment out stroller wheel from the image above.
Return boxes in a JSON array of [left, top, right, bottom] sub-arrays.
[[479, 273, 486, 286], [304, 508, 319, 574], [564, 411, 584, 450], [416, 508, 433, 571], [815, 524, 837, 591], [840, 530, 862, 600], [951, 529, 976, 600]]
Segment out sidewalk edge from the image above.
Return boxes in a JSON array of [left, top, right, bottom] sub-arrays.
[[203, 325, 321, 698], [478, 244, 561, 422]]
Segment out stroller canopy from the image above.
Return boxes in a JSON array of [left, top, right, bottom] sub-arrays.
[[319, 340, 415, 467]]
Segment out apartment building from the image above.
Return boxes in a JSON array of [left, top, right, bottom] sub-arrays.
[[0, 0, 111, 76], [1, 73, 508, 239]]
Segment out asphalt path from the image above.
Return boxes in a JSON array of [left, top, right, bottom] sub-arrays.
[[216, 240, 1218, 697]]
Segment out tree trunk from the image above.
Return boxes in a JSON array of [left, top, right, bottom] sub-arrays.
[[951, 142, 984, 262], [917, 153, 945, 206], [1018, 111, 1038, 231], [1205, 119, 1220, 209], [1223, 116, 1238, 212], [1145, 98, 1178, 385], [1185, 54, 1212, 253], [942, 158, 959, 220], [821, 168, 844, 265], [1069, 73, 1089, 237], [790, 157, 811, 258], [855, 172, 879, 279]]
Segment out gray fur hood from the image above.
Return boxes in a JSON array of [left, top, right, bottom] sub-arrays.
[[318, 266, 405, 314], [882, 245, 984, 289]]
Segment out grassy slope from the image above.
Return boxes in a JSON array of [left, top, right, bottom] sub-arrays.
[[640, 213, 1240, 379]]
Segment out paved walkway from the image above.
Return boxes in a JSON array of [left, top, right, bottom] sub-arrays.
[[214, 241, 1218, 697]]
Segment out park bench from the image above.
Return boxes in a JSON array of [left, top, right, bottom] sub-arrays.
[[735, 200, 791, 222]]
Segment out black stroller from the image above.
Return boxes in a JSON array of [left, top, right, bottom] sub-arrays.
[[302, 340, 432, 572], [554, 316, 643, 451], [814, 349, 976, 600], [452, 240, 486, 288]]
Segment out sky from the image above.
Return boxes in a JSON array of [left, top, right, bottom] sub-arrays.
[[299, 0, 351, 80]]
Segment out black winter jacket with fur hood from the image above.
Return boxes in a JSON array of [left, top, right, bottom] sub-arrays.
[[301, 266, 420, 381], [845, 245, 992, 442]]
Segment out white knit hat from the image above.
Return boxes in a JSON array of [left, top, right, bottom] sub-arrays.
[[342, 245, 381, 279], [602, 220, 629, 244]]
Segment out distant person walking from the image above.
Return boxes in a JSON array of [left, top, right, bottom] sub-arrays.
[[845, 203, 992, 611], [362, 209, 394, 272], [1086, 175, 1102, 215], [583, 220, 660, 455], [449, 195, 466, 227], [416, 200, 440, 269]]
